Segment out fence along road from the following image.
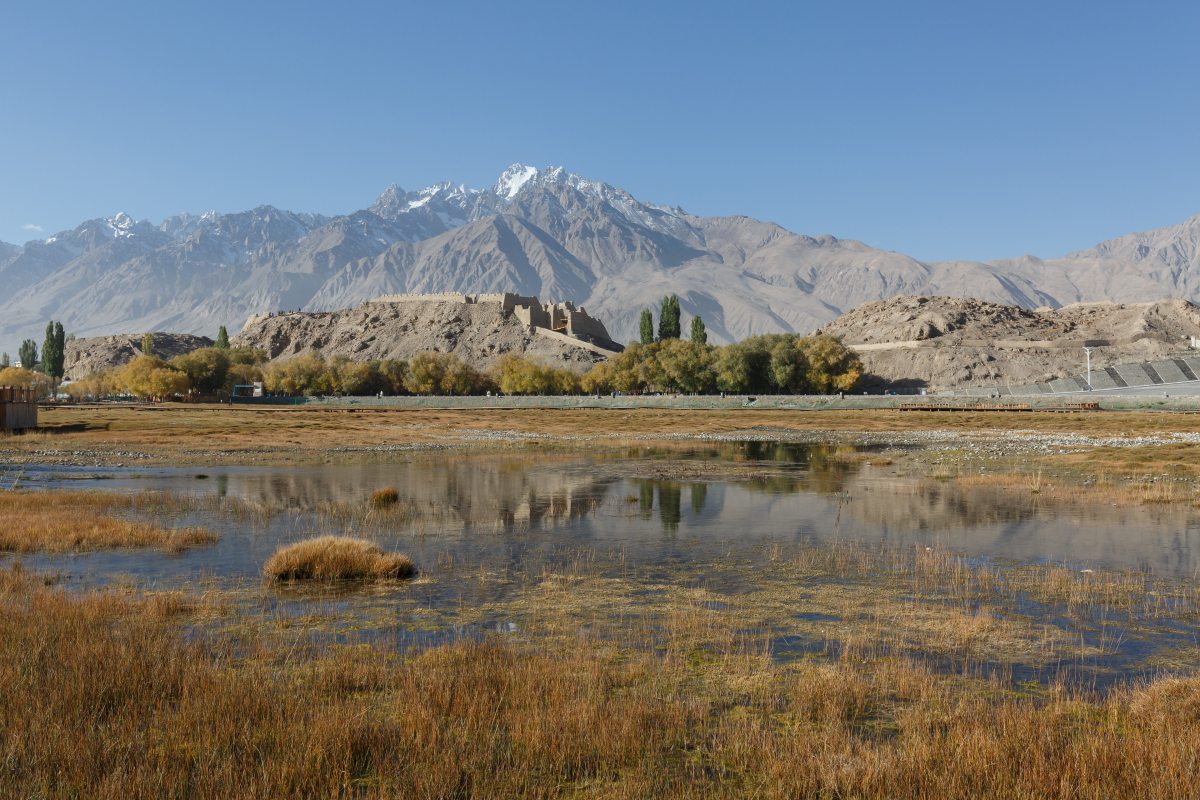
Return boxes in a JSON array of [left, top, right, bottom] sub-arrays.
[[229, 394, 1200, 412]]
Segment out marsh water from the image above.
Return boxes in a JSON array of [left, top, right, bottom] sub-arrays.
[[10, 442, 1200, 581], [7, 441, 1200, 685]]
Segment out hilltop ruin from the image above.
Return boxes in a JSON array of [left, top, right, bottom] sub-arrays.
[[233, 293, 622, 371]]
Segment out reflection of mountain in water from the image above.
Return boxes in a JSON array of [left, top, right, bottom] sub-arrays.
[[840, 477, 1195, 533]]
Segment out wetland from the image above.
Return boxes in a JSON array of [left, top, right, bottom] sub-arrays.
[[4, 406, 1200, 796]]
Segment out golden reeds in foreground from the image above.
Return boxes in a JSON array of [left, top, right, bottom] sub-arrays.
[[4, 564, 1200, 798], [263, 535, 414, 581], [0, 491, 217, 553]]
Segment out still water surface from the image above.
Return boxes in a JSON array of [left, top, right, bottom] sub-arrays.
[[12, 442, 1200, 582]]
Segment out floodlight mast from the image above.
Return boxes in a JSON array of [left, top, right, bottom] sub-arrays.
[[1083, 347, 1095, 390]]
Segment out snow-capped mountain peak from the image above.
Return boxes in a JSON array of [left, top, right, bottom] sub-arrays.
[[103, 212, 152, 239], [495, 164, 539, 201]]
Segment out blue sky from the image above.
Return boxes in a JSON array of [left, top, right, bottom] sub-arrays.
[[1, 0, 1196, 262]]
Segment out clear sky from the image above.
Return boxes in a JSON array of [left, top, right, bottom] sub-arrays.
[[1, 0, 1197, 263]]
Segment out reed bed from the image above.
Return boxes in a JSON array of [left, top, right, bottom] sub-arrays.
[[0, 491, 218, 553], [4, 562, 1200, 797], [263, 536, 415, 581], [951, 471, 1200, 506]]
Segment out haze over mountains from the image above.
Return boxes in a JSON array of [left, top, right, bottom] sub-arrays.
[[2, 164, 1199, 354]]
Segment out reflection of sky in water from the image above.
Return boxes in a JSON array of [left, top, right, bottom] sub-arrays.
[[8, 442, 1200, 582]]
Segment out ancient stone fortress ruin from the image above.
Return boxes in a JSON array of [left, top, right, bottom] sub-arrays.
[[368, 292, 622, 352]]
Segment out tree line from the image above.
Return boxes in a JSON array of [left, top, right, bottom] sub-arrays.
[[7, 305, 860, 400]]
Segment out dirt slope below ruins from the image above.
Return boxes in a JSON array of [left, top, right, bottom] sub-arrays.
[[815, 296, 1200, 392], [230, 300, 611, 372], [63, 333, 213, 381]]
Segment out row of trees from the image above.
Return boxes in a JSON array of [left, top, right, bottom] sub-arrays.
[[2, 324, 231, 384], [63, 332, 861, 401], [2, 322, 70, 378], [67, 347, 270, 400], [640, 294, 707, 346], [580, 334, 861, 395]]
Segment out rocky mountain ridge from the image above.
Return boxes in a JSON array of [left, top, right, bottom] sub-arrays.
[[3, 164, 1200, 356]]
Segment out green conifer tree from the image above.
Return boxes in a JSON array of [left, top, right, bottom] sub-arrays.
[[658, 294, 681, 340], [639, 309, 655, 345], [690, 314, 707, 345], [216, 325, 230, 349]]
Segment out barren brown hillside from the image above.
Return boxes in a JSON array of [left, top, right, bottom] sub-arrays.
[[815, 296, 1200, 392], [231, 300, 611, 372]]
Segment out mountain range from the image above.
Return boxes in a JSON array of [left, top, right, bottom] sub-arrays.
[[2, 164, 1199, 355]]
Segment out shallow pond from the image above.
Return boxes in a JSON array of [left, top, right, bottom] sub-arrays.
[[10, 441, 1200, 581], [7, 441, 1200, 686]]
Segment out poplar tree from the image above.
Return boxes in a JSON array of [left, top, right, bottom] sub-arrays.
[[0, 353, 8, 368], [41, 322, 58, 375], [18, 340, 37, 371], [142, 332, 154, 357], [51, 322, 65, 378], [690, 314, 707, 345], [658, 294, 681, 340], [216, 325, 230, 349], [639, 309, 655, 345]]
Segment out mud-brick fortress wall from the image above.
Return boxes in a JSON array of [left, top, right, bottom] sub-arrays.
[[370, 292, 613, 342]]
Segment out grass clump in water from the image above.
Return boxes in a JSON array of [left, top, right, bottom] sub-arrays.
[[0, 491, 218, 553], [264, 536, 414, 581], [371, 486, 400, 508]]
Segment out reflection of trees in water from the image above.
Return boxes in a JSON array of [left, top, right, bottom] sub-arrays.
[[659, 483, 682, 532], [630, 481, 704, 531]]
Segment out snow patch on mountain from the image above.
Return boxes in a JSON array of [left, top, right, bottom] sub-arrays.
[[495, 164, 539, 200]]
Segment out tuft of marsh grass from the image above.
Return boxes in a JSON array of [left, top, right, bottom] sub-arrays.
[[371, 486, 399, 508], [263, 536, 415, 581], [0, 491, 218, 553]]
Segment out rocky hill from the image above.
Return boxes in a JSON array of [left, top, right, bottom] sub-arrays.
[[63, 333, 213, 381], [230, 299, 610, 372], [817, 296, 1200, 391]]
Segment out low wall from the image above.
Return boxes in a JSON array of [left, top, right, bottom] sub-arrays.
[[849, 332, 1182, 352], [227, 394, 1200, 412]]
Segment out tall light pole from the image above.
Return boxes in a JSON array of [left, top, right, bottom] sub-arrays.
[[1083, 347, 1094, 391]]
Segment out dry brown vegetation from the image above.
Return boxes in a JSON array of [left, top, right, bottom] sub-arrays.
[[949, 472, 1200, 506], [0, 491, 218, 553], [3, 558, 1200, 797], [370, 486, 399, 508], [263, 536, 415, 581]]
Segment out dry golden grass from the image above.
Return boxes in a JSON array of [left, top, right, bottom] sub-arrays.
[[370, 486, 399, 508], [4, 564, 1200, 797], [263, 536, 415, 581], [0, 491, 218, 553], [27, 404, 1200, 460], [952, 471, 1200, 506]]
